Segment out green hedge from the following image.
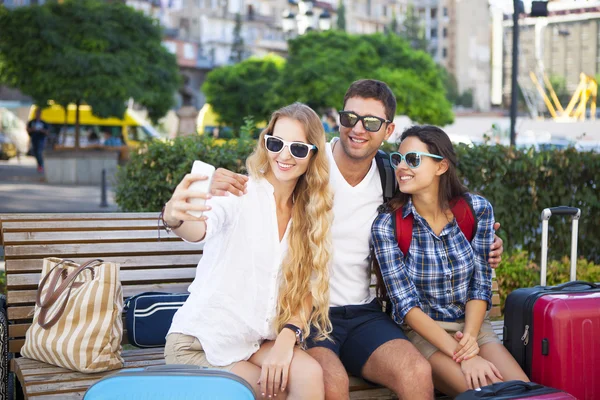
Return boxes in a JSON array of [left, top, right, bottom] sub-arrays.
[[496, 251, 600, 313], [114, 135, 255, 212], [454, 145, 600, 264], [116, 138, 600, 263]]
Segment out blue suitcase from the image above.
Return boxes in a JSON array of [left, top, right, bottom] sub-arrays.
[[84, 365, 256, 399]]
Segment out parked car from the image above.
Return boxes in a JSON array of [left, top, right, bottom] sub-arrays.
[[0, 132, 16, 160], [0, 107, 29, 159]]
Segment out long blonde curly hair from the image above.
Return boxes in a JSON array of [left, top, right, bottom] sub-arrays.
[[246, 102, 333, 342]]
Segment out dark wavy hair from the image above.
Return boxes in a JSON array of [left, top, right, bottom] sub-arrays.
[[387, 125, 467, 212], [374, 125, 468, 308]]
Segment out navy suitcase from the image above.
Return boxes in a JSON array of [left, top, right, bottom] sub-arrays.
[[456, 381, 576, 399], [84, 365, 256, 399]]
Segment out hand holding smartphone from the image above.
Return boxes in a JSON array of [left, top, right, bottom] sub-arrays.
[[187, 160, 216, 218]]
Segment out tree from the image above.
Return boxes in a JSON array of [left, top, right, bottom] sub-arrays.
[[274, 31, 379, 112], [275, 31, 453, 125], [230, 12, 245, 63], [202, 54, 285, 132], [336, 0, 346, 31], [0, 0, 181, 147], [439, 67, 460, 104], [398, 4, 428, 52], [387, 10, 399, 35], [375, 67, 454, 126]]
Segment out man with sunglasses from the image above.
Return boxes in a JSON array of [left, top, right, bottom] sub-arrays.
[[210, 80, 504, 399]]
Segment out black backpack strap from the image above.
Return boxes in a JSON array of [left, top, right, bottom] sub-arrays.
[[375, 150, 396, 202]]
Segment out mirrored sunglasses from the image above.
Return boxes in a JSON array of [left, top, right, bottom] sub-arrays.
[[264, 135, 317, 159], [338, 111, 391, 132], [389, 151, 444, 169]]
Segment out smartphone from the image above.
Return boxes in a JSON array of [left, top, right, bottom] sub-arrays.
[[187, 160, 216, 218]]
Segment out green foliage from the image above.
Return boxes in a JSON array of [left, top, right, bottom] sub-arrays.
[[239, 115, 258, 140], [276, 30, 378, 112], [456, 88, 473, 108], [495, 251, 600, 312], [230, 13, 245, 63], [276, 31, 452, 124], [114, 135, 256, 212], [397, 3, 428, 52], [0, 0, 181, 124], [202, 54, 284, 132], [117, 140, 600, 262], [375, 67, 454, 126], [336, 0, 346, 31], [455, 144, 600, 264]]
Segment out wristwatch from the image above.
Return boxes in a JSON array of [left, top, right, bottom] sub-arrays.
[[283, 324, 304, 346]]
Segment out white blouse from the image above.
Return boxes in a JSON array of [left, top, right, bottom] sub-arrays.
[[168, 177, 290, 366]]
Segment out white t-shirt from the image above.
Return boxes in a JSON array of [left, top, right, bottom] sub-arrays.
[[168, 178, 289, 366], [327, 138, 384, 307]]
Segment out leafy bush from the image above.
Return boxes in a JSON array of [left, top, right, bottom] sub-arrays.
[[454, 144, 600, 264], [114, 135, 255, 212], [496, 251, 600, 313], [116, 138, 600, 265]]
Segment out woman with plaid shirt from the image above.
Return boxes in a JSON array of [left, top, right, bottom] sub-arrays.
[[371, 125, 528, 397]]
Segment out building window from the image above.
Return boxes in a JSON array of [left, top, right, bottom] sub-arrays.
[[442, 48, 447, 58], [383, 5, 387, 17], [443, 7, 448, 17], [443, 27, 448, 38], [431, 28, 438, 38], [431, 7, 437, 19]]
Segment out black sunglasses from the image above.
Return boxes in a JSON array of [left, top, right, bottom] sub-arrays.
[[264, 135, 317, 159], [338, 111, 392, 132]]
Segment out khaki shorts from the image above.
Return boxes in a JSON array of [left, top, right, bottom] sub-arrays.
[[164, 333, 235, 371], [403, 318, 501, 360]]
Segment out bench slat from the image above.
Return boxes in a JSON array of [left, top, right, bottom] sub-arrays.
[[5, 254, 201, 273], [7, 267, 196, 289], [5, 241, 202, 258], [8, 282, 192, 305], [0, 213, 157, 221], [3, 230, 181, 245], [2, 220, 160, 232]]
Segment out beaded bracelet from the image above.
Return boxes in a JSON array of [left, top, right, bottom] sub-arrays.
[[159, 205, 183, 233]]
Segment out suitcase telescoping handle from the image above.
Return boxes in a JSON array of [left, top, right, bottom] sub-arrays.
[[540, 207, 581, 286]]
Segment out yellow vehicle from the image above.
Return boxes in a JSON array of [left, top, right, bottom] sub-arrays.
[[196, 103, 266, 140], [29, 104, 161, 149]]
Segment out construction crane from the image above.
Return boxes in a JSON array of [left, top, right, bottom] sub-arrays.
[[529, 72, 598, 121]]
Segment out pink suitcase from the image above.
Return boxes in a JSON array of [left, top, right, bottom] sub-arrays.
[[504, 207, 600, 400]]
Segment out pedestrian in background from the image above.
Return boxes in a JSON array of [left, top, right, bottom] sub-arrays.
[[26, 108, 50, 173]]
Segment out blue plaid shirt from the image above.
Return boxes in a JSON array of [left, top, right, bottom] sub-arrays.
[[371, 193, 494, 324]]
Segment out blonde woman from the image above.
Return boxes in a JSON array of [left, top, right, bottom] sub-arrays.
[[163, 103, 333, 400]]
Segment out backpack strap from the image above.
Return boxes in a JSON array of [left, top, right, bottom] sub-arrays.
[[394, 209, 413, 256], [374, 150, 396, 203], [450, 195, 477, 242], [394, 195, 478, 257]]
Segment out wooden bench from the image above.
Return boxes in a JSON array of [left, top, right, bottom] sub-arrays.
[[0, 213, 503, 400]]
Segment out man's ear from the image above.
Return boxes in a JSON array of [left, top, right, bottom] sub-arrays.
[[436, 159, 449, 176], [384, 122, 395, 141]]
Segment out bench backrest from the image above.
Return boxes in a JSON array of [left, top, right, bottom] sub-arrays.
[[0, 212, 501, 355], [0, 213, 202, 354]]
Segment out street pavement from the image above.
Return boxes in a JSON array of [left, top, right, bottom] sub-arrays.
[[0, 156, 119, 213], [0, 156, 120, 269]]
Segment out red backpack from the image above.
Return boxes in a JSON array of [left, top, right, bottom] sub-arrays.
[[394, 196, 477, 256]]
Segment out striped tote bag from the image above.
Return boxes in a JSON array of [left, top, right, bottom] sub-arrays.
[[21, 258, 124, 373]]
